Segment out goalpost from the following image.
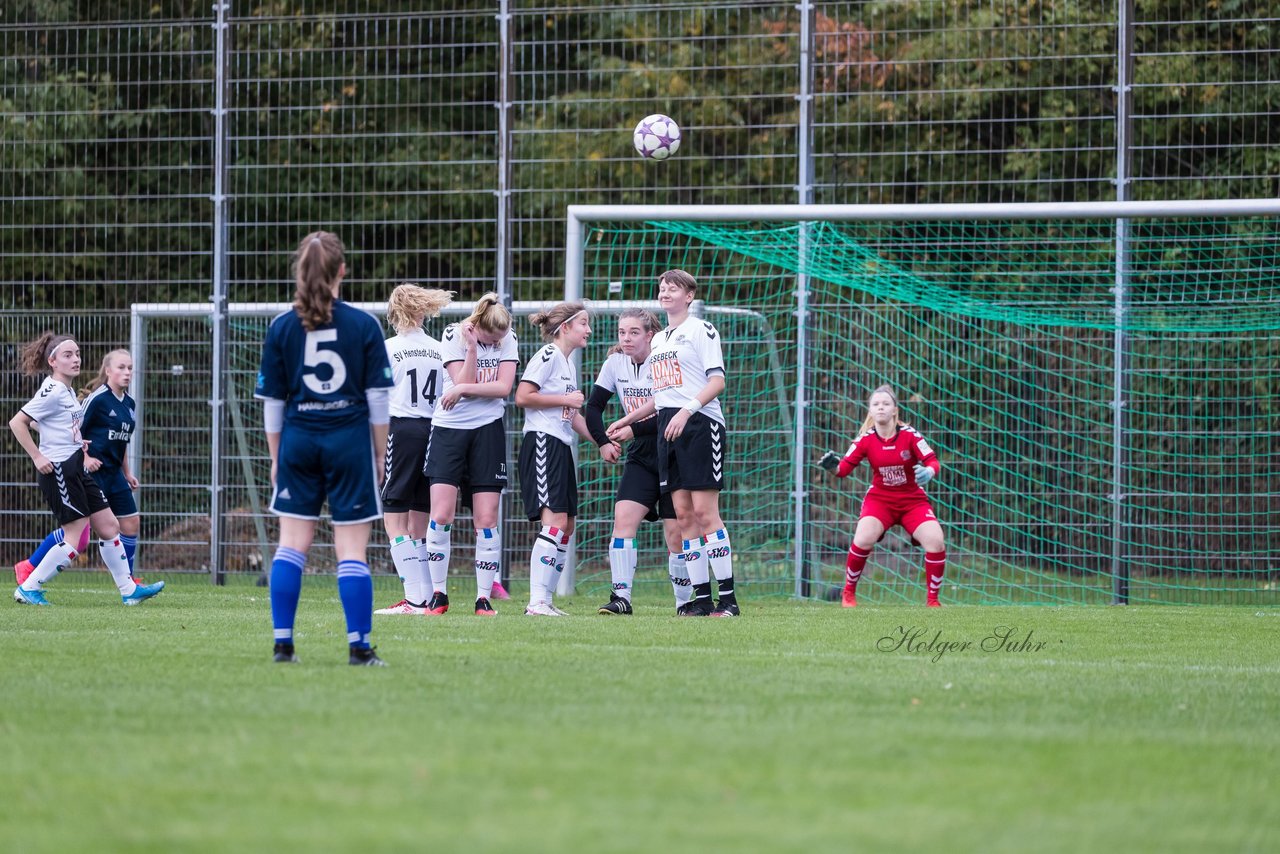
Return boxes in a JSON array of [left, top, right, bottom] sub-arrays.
[[564, 200, 1280, 606], [129, 298, 704, 591]]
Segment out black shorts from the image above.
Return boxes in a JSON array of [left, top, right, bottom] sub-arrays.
[[616, 447, 676, 521], [657, 409, 726, 493], [38, 450, 110, 525], [518, 431, 578, 521], [381, 416, 432, 513], [423, 419, 508, 508]]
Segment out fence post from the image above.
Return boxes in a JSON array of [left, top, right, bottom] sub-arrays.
[[209, 1, 231, 584], [793, 0, 815, 598], [1111, 0, 1134, 604]]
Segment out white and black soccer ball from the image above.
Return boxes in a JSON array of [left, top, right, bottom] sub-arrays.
[[633, 114, 681, 161]]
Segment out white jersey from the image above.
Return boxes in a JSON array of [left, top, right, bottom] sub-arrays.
[[594, 351, 657, 423], [647, 315, 726, 425], [520, 343, 579, 446], [20, 377, 84, 463], [385, 329, 444, 419], [431, 323, 519, 430]]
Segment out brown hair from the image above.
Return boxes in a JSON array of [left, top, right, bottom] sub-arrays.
[[387, 283, 454, 334], [528, 302, 588, 343], [292, 231, 346, 331], [80, 348, 132, 399], [659, 269, 697, 295], [467, 292, 512, 337], [19, 331, 76, 377], [606, 307, 663, 355], [858, 384, 908, 437]]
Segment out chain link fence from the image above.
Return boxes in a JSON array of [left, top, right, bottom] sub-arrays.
[[3, 1, 1277, 595]]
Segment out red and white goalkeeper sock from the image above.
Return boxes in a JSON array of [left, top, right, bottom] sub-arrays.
[[925, 550, 946, 603], [845, 544, 871, 590]]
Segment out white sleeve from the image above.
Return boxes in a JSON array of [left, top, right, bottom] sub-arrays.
[[696, 321, 726, 373], [262, 398, 285, 433], [593, 355, 618, 394], [500, 330, 520, 362], [521, 345, 555, 387], [440, 325, 464, 364], [21, 381, 58, 424], [366, 387, 390, 425]]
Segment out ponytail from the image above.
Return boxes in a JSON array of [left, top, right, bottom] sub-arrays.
[[468, 292, 512, 337], [292, 231, 346, 331], [528, 302, 587, 343], [19, 331, 75, 377]]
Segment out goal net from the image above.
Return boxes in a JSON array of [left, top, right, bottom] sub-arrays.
[[566, 202, 1280, 606]]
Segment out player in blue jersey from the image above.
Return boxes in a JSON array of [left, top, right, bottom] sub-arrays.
[[14, 349, 145, 585], [8, 332, 164, 606], [254, 231, 394, 666]]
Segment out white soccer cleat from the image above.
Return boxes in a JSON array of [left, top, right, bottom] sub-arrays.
[[524, 601, 565, 616], [547, 603, 570, 616], [374, 599, 427, 615]]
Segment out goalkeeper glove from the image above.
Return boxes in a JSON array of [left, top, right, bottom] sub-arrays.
[[913, 463, 935, 485], [819, 451, 841, 473]]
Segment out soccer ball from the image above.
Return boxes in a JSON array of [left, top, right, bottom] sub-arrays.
[[633, 114, 681, 161]]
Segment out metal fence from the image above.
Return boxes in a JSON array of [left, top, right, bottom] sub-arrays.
[[3, 1, 1278, 591]]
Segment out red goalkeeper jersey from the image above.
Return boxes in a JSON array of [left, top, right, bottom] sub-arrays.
[[836, 425, 939, 493]]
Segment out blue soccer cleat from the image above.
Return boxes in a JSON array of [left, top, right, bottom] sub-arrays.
[[13, 586, 51, 606], [122, 580, 165, 606]]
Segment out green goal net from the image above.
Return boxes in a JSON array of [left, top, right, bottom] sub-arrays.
[[570, 212, 1280, 606]]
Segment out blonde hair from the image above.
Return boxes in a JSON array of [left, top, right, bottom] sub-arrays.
[[19, 331, 75, 377], [858, 384, 908, 437], [528, 302, 588, 343], [292, 231, 346, 331], [468, 292, 512, 337], [80, 349, 132, 399], [387, 283, 454, 334], [606, 307, 662, 355]]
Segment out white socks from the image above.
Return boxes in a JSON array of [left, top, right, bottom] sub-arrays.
[[609, 537, 637, 602], [100, 537, 136, 595], [389, 535, 425, 604], [669, 551, 692, 607], [25, 541, 77, 590], [474, 528, 501, 600], [424, 520, 451, 595]]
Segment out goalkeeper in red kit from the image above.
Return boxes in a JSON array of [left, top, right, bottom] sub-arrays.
[[819, 384, 947, 608]]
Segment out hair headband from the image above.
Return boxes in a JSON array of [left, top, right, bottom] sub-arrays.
[[553, 308, 588, 338]]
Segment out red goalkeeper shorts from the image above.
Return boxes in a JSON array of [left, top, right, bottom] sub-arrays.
[[859, 490, 937, 536]]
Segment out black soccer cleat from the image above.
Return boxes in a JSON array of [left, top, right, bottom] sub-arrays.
[[677, 597, 714, 617], [349, 646, 388, 667], [710, 598, 741, 618], [425, 591, 449, 615], [598, 592, 634, 615], [273, 642, 299, 663]]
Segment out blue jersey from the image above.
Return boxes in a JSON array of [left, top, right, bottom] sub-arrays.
[[81, 385, 135, 471], [255, 301, 394, 429]]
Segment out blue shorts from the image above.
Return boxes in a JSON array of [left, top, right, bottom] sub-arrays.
[[272, 421, 381, 524], [91, 468, 138, 518]]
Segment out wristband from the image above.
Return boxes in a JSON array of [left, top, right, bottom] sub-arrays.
[[682, 399, 703, 414]]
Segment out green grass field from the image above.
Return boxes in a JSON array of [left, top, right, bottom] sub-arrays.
[[4, 573, 1278, 854]]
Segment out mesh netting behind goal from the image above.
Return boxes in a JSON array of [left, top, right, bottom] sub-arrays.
[[575, 216, 1280, 606]]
